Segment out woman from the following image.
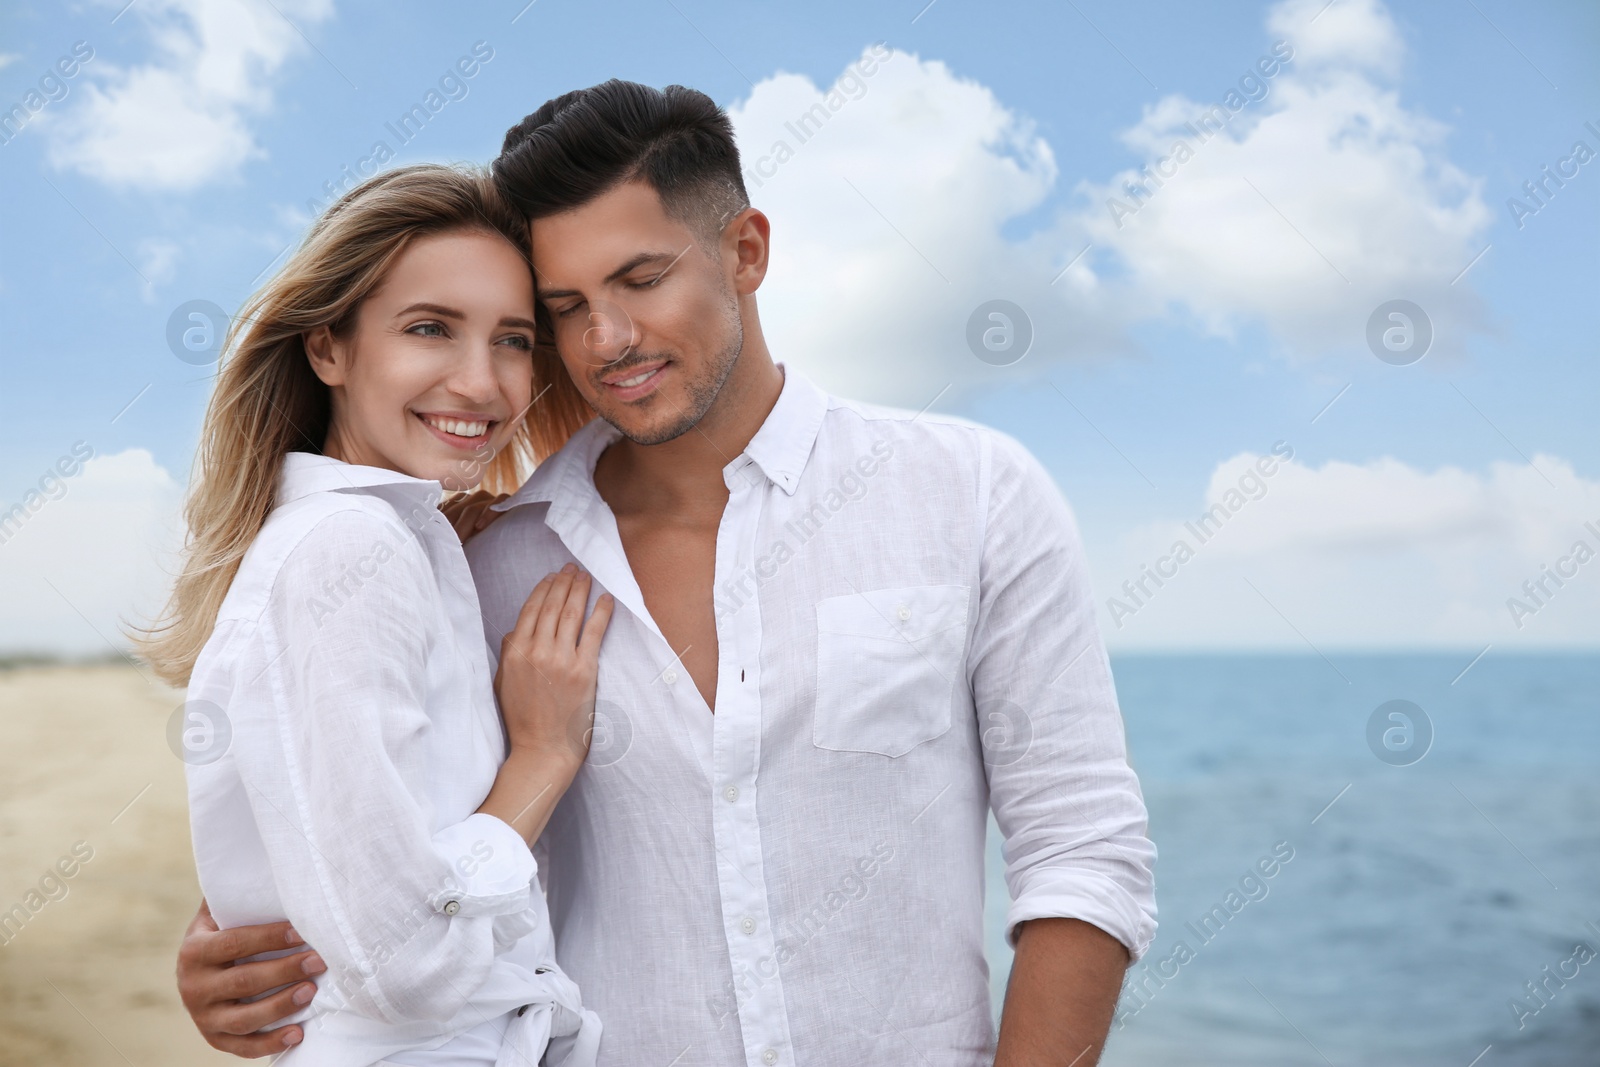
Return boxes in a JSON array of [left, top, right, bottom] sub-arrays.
[[137, 165, 608, 1066]]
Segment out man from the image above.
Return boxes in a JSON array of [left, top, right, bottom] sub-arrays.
[[177, 80, 1156, 1065]]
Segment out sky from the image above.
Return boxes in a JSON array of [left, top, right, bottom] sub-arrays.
[[0, 0, 1596, 656]]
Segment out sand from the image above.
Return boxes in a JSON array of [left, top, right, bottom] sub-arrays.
[[0, 663, 231, 1066]]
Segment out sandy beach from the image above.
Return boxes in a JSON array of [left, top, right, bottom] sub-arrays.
[[0, 663, 230, 1066]]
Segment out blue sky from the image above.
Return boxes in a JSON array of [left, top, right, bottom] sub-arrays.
[[1, 0, 1597, 654]]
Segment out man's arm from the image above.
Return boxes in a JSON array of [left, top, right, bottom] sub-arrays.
[[176, 900, 322, 1057], [994, 918, 1129, 1066], [969, 432, 1157, 1062]]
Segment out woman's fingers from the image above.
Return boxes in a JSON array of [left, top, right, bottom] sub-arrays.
[[532, 565, 578, 647], [578, 593, 615, 661], [552, 571, 592, 650], [508, 573, 557, 646]]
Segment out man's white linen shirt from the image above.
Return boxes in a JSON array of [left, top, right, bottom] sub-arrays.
[[466, 365, 1157, 1067]]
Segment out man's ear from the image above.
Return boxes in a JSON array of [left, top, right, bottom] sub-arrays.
[[725, 207, 770, 297], [304, 325, 346, 387]]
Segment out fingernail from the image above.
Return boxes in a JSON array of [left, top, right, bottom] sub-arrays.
[[283, 1028, 303, 1047], [561, 562, 577, 573], [292, 984, 315, 1006], [302, 953, 325, 975], [285, 925, 303, 945]]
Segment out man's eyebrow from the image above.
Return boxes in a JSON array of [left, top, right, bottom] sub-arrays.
[[538, 249, 689, 302]]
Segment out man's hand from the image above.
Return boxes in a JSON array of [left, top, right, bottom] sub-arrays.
[[994, 917, 1130, 1067], [176, 899, 324, 1057], [442, 489, 509, 543]]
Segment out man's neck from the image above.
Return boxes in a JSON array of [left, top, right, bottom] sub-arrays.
[[595, 344, 785, 516]]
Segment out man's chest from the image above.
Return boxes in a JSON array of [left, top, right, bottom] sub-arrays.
[[611, 511, 723, 712]]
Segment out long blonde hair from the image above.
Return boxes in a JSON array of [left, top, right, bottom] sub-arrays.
[[135, 164, 592, 686]]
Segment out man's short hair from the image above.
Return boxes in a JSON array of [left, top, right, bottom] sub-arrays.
[[493, 80, 750, 244]]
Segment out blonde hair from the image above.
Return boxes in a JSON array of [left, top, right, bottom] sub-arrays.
[[135, 164, 592, 686]]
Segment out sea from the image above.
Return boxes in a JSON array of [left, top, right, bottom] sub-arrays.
[[980, 653, 1600, 1066]]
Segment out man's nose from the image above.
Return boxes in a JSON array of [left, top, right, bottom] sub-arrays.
[[580, 299, 640, 366]]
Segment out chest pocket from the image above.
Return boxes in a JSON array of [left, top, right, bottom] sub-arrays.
[[813, 584, 971, 757]]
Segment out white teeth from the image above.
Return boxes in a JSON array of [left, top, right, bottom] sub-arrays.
[[424, 416, 488, 438], [614, 368, 656, 388]]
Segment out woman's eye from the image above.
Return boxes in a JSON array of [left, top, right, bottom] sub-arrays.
[[498, 334, 534, 350], [407, 321, 446, 337]]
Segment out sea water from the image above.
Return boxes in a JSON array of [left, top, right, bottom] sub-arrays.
[[983, 653, 1600, 1066]]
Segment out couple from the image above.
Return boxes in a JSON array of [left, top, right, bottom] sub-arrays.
[[144, 80, 1157, 1066]]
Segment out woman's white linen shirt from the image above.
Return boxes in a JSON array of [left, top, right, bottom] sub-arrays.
[[184, 452, 595, 1067]]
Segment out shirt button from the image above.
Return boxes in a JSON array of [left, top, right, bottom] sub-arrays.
[[762, 1050, 779, 1065], [442, 900, 460, 915], [896, 605, 911, 621], [663, 669, 679, 685], [723, 785, 739, 803], [740, 916, 756, 934]]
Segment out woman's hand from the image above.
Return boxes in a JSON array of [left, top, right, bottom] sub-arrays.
[[442, 488, 509, 543], [479, 563, 614, 843]]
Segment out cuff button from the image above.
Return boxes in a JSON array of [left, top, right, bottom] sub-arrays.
[[442, 900, 461, 915]]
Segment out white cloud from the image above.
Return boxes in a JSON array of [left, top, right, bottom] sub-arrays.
[[1098, 450, 1600, 647], [1079, 0, 1491, 361], [734, 0, 1491, 407], [730, 46, 1139, 408], [47, 0, 333, 191], [0, 449, 183, 657]]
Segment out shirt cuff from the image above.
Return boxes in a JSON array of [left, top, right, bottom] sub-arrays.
[[1005, 867, 1158, 961], [427, 812, 537, 917]]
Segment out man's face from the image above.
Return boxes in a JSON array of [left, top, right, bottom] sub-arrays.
[[530, 180, 743, 446]]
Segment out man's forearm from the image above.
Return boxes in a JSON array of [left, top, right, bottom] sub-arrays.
[[994, 917, 1130, 1067]]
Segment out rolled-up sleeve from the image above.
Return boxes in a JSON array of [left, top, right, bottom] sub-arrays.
[[231, 508, 542, 1023], [970, 432, 1157, 959]]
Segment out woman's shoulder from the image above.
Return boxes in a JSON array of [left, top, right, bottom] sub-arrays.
[[216, 493, 433, 628]]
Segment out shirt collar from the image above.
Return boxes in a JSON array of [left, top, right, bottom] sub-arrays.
[[494, 361, 830, 512], [275, 451, 445, 509]]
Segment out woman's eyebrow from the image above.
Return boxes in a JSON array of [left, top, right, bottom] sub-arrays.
[[394, 302, 465, 319], [499, 315, 539, 331]]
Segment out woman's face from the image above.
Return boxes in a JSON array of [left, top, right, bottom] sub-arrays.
[[307, 228, 537, 491]]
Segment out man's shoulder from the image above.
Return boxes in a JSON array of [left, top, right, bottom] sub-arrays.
[[462, 498, 564, 574], [816, 391, 1033, 475]]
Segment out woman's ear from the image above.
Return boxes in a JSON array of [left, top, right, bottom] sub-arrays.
[[304, 325, 345, 387]]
